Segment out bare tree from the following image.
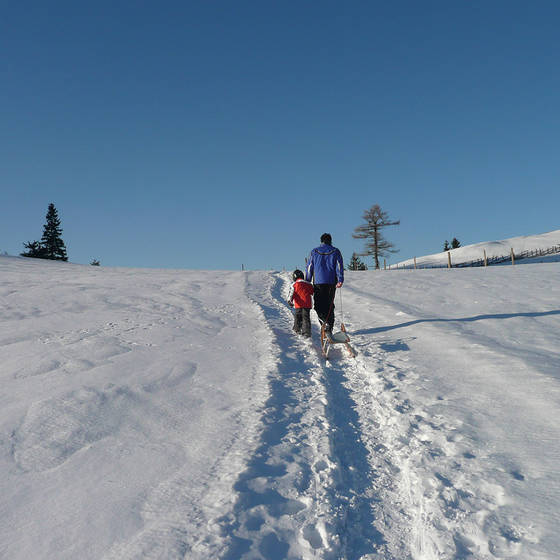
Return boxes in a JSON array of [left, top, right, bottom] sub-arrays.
[[353, 204, 400, 269]]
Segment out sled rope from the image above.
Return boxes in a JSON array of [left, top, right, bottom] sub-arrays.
[[338, 286, 344, 324]]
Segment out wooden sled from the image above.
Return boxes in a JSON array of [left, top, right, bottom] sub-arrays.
[[321, 322, 356, 359]]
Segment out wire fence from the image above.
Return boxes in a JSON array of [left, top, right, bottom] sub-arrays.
[[392, 244, 560, 270]]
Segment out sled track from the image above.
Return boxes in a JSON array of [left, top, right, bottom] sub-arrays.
[[217, 271, 385, 559]]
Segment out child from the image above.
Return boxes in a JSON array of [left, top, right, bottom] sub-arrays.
[[287, 269, 314, 338]]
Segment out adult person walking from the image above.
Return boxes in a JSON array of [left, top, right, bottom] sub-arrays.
[[305, 233, 344, 333]]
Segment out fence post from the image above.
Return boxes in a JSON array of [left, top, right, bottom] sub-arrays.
[[414, 257, 417, 269], [447, 252, 452, 268], [511, 248, 515, 265], [483, 249, 487, 267], [384, 259, 386, 270]]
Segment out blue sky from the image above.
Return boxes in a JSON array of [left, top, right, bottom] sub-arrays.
[[2, 1, 559, 270]]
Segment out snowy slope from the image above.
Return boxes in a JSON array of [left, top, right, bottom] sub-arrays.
[[1, 255, 560, 559], [396, 229, 560, 268]]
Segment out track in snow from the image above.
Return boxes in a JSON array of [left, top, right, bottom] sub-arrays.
[[221, 272, 521, 560], [218, 272, 385, 559]]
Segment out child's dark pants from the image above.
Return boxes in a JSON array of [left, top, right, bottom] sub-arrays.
[[293, 308, 311, 337]]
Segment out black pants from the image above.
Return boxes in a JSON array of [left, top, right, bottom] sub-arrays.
[[313, 284, 336, 329], [293, 308, 311, 336]]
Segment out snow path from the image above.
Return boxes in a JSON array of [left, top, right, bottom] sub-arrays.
[[218, 272, 384, 560]]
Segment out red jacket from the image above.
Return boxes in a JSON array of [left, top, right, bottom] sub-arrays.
[[288, 279, 314, 309]]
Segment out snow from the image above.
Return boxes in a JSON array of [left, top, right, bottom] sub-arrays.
[[396, 229, 560, 268], [1, 246, 560, 559]]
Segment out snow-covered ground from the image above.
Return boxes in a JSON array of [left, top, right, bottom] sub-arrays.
[[1, 253, 560, 559], [396, 229, 560, 268]]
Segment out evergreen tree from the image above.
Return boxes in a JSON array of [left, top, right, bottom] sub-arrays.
[[451, 237, 461, 249], [352, 204, 400, 269], [443, 240, 450, 252], [21, 203, 68, 261], [90, 259, 100, 266], [347, 252, 368, 270], [21, 240, 47, 259], [41, 203, 68, 261]]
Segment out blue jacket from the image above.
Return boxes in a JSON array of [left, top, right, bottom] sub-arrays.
[[305, 243, 344, 285]]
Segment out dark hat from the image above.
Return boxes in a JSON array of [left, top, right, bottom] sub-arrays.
[[292, 269, 304, 281], [320, 233, 332, 245]]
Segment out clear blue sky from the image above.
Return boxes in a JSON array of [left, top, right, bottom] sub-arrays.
[[2, 1, 559, 270]]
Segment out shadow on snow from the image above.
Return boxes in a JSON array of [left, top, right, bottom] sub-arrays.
[[353, 309, 560, 336]]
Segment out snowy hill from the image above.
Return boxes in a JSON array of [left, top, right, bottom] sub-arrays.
[[396, 229, 560, 268], [1, 255, 560, 559]]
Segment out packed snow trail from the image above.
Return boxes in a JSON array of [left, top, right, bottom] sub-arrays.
[[219, 271, 385, 559]]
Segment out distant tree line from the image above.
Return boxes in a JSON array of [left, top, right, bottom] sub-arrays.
[[443, 238, 461, 251]]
